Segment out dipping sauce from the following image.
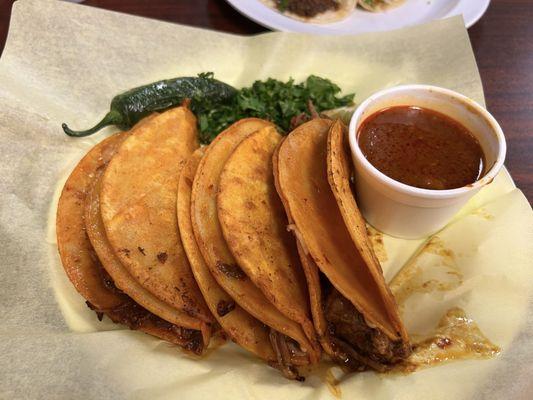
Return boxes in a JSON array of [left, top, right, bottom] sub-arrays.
[[358, 106, 485, 190]]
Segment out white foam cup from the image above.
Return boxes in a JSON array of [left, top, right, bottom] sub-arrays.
[[348, 85, 506, 239]]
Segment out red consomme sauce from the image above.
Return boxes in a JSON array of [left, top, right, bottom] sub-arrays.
[[358, 106, 485, 190]]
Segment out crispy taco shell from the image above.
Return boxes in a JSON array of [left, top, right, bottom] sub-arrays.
[[177, 148, 276, 363], [99, 107, 213, 338], [56, 129, 204, 353], [191, 119, 319, 378], [327, 120, 407, 337], [57, 132, 129, 311], [85, 168, 211, 346], [217, 127, 319, 360], [274, 118, 410, 371]]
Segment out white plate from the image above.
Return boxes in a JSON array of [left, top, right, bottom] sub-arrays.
[[225, 0, 491, 35]]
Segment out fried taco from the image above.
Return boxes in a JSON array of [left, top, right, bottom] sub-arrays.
[[177, 148, 276, 364], [261, 0, 356, 23], [217, 126, 319, 355], [190, 119, 320, 379], [85, 160, 210, 347], [56, 126, 206, 351], [97, 107, 214, 351], [274, 118, 410, 371]]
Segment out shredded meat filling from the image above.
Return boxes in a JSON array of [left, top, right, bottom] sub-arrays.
[[324, 288, 410, 371], [277, 0, 340, 18], [86, 261, 204, 355], [86, 299, 204, 355], [269, 329, 307, 381], [89, 248, 123, 295]]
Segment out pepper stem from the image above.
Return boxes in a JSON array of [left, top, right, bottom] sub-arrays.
[[62, 110, 123, 137]]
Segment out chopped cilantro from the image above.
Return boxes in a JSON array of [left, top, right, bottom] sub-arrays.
[[192, 75, 354, 144]]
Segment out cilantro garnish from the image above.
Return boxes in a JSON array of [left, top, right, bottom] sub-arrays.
[[193, 75, 354, 144]]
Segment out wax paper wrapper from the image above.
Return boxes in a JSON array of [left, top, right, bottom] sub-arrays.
[[0, 0, 532, 399]]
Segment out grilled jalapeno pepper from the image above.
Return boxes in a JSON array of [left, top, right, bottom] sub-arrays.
[[62, 72, 237, 137]]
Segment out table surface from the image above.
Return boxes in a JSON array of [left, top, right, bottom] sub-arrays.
[[0, 0, 531, 202]]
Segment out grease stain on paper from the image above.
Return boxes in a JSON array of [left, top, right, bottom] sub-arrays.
[[390, 236, 463, 310], [389, 236, 499, 372], [471, 207, 494, 221], [325, 367, 342, 398], [395, 307, 500, 372]]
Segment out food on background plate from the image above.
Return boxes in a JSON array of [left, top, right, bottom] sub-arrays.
[[358, 106, 485, 190], [260, 0, 405, 24], [56, 126, 207, 352], [191, 119, 320, 379], [61, 73, 354, 144], [274, 118, 410, 371], [358, 0, 405, 12], [260, 0, 356, 23]]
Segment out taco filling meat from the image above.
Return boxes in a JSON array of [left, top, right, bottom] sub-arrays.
[[269, 330, 310, 381], [323, 284, 410, 371], [56, 113, 213, 357], [274, 118, 411, 372], [86, 261, 204, 354], [277, 0, 340, 18]]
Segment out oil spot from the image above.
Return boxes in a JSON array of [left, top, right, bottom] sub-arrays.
[[390, 236, 463, 310], [325, 368, 342, 398], [395, 307, 500, 372], [471, 207, 494, 221], [388, 235, 499, 373], [436, 337, 452, 349]]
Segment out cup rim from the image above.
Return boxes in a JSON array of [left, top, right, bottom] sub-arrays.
[[348, 84, 507, 200]]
